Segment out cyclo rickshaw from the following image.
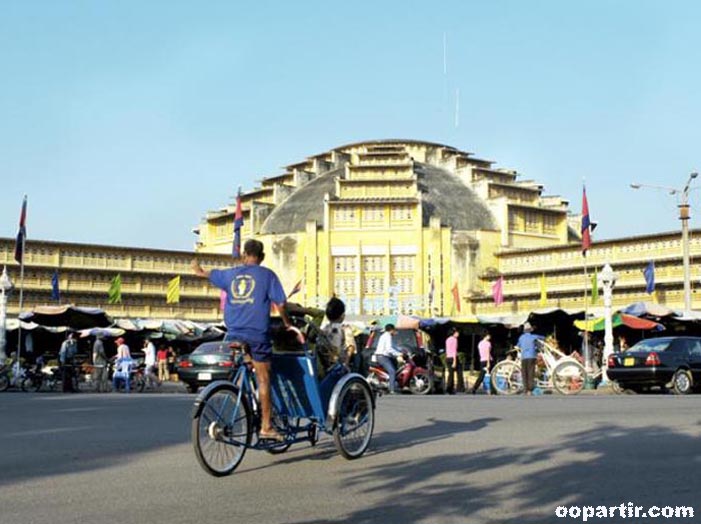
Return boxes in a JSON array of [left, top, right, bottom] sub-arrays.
[[191, 315, 376, 476]]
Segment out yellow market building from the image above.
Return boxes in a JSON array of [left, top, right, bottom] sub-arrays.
[[194, 139, 700, 317], [3, 139, 698, 323]]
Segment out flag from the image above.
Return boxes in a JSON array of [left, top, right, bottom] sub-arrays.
[[51, 270, 60, 303], [581, 186, 592, 255], [539, 273, 547, 307], [492, 276, 504, 306], [643, 261, 655, 294], [14, 195, 27, 264], [591, 270, 599, 304], [232, 190, 244, 258], [219, 289, 227, 312], [108, 274, 122, 304], [166, 275, 181, 304], [451, 282, 461, 313], [428, 278, 435, 306], [288, 279, 302, 299]]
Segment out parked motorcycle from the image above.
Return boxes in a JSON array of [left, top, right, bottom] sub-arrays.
[[366, 351, 432, 395]]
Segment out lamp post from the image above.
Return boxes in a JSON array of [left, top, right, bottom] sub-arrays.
[[598, 263, 617, 386], [0, 266, 13, 363], [630, 171, 698, 315]]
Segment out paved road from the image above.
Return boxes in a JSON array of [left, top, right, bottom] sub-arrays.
[[0, 391, 699, 524]]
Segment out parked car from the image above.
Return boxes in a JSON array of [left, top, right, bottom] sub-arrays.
[[607, 336, 701, 394], [176, 341, 235, 393], [361, 328, 444, 393]]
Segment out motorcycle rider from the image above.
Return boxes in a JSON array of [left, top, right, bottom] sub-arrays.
[[373, 324, 403, 394]]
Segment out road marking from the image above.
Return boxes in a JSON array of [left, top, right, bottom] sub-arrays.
[[1, 425, 97, 438]]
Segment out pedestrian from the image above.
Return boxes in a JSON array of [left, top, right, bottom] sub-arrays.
[[115, 337, 131, 359], [471, 333, 492, 394], [373, 323, 403, 394], [192, 238, 293, 442], [321, 297, 357, 371], [517, 322, 545, 395], [112, 354, 133, 393], [59, 333, 77, 393], [92, 335, 109, 392], [157, 344, 170, 382], [444, 327, 459, 394], [142, 338, 158, 388]]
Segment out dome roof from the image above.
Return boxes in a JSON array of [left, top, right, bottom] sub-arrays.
[[260, 163, 497, 235]]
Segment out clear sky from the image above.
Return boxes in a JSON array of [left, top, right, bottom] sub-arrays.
[[2, 1, 700, 251]]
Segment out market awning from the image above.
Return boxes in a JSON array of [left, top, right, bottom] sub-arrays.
[[19, 305, 112, 329], [574, 313, 665, 332]]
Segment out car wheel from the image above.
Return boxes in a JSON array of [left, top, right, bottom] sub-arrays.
[[672, 369, 693, 395], [185, 383, 198, 394]]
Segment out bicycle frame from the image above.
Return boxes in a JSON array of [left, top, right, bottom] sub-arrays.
[[197, 343, 353, 451]]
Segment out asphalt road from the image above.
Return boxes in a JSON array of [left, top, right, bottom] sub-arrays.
[[0, 391, 700, 524]]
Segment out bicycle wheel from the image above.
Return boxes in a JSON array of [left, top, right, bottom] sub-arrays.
[[491, 360, 523, 395], [0, 374, 9, 392], [552, 360, 586, 395], [192, 384, 252, 476], [21, 376, 38, 392], [333, 377, 374, 460]]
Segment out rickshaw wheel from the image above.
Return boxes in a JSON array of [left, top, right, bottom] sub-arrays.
[[192, 383, 251, 476], [333, 377, 375, 460]]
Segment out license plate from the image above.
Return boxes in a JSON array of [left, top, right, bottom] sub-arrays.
[[624, 358, 635, 367], [197, 372, 212, 380]]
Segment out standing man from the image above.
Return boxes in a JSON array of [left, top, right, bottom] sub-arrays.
[[115, 337, 131, 359], [59, 333, 77, 393], [92, 335, 109, 392], [192, 238, 292, 442], [516, 323, 545, 395], [471, 333, 492, 394], [142, 338, 158, 388], [157, 344, 170, 382], [444, 327, 459, 394], [373, 324, 403, 394]]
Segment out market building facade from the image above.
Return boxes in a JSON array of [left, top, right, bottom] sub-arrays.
[[195, 139, 699, 317], [3, 140, 698, 322]]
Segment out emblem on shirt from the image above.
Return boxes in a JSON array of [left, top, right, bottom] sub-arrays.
[[230, 275, 255, 305]]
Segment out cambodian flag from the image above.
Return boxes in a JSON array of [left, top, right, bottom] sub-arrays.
[[232, 190, 244, 258], [14, 195, 27, 264], [643, 261, 655, 294], [581, 186, 592, 255], [51, 270, 61, 302]]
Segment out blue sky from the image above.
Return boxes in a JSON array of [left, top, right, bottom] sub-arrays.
[[1, 1, 700, 251]]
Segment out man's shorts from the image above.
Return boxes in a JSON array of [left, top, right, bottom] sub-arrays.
[[224, 335, 273, 363]]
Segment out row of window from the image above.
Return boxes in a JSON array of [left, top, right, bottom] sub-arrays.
[[508, 209, 559, 235], [333, 205, 415, 223]]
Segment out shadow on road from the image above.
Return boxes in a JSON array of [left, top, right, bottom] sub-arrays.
[[292, 423, 701, 524]]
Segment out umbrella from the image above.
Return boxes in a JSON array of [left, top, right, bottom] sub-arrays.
[[78, 327, 126, 338], [19, 305, 112, 329], [574, 313, 664, 332]]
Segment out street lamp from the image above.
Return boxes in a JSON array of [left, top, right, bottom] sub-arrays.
[[630, 172, 698, 315], [0, 266, 13, 363], [598, 263, 617, 385]]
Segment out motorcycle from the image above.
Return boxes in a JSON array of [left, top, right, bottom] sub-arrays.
[[0, 360, 26, 391], [366, 351, 433, 395]]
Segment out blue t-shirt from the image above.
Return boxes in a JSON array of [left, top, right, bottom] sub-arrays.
[[209, 264, 286, 344], [517, 332, 545, 359]]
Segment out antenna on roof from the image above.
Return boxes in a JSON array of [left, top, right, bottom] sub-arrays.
[[455, 88, 460, 128]]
